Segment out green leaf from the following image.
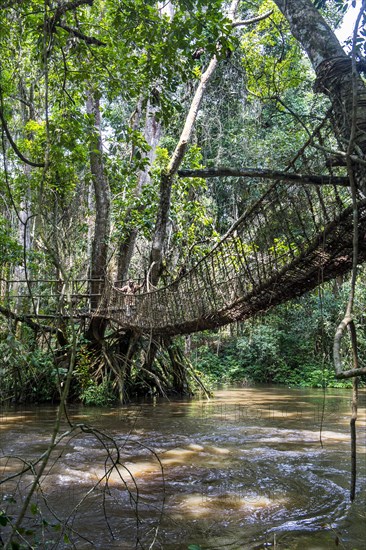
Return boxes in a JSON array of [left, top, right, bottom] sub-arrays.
[[30, 503, 38, 515], [0, 512, 10, 526]]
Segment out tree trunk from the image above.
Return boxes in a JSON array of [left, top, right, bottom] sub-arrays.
[[86, 90, 110, 306], [13, 82, 35, 313], [86, 90, 110, 340]]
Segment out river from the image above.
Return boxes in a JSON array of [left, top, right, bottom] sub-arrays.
[[0, 386, 365, 549]]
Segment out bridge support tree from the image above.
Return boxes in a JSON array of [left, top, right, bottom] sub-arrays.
[[272, 0, 366, 369]]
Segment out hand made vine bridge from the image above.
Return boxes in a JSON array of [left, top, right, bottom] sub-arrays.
[[95, 182, 366, 335], [2, 181, 366, 336]]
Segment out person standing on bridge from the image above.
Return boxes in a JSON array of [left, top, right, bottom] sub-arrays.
[[120, 280, 144, 316]]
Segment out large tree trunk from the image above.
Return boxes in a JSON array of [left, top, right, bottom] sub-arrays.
[[86, 90, 110, 303], [273, 0, 366, 193], [86, 90, 110, 340], [13, 82, 35, 314]]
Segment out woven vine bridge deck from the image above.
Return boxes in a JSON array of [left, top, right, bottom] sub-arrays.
[[2, 183, 366, 336], [95, 183, 366, 336]]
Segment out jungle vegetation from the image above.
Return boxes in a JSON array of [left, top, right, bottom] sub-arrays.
[[0, 0, 365, 405]]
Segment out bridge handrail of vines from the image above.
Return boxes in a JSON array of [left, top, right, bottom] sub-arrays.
[[95, 181, 366, 335], [1, 181, 366, 336]]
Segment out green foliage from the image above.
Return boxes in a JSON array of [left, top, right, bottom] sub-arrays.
[[0, 333, 61, 403], [0, 510, 11, 526], [314, 0, 354, 13], [75, 345, 115, 405], [299, 364, 352, 389], [80, 379, 114, 406], [191, 276, 366, 389], [240, 1, 306, 98], [191, 330, 353, 388], [192, 325, 298, 386], [236, 325, 285, 382], [170, 144, 218, 271], [0, 216, 23, 265]]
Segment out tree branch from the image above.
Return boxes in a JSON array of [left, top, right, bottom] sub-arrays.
[[232, 10, 273, 27], [0, 304, 58, 333], [335, 367, 366, 379], [56, 23, 106, 46], [178, 167, 350, 186], [0, 109, 45, 168], [52, 0, 94, 25]]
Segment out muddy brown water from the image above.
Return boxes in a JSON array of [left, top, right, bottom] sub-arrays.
[[0, 386, 365, 549]]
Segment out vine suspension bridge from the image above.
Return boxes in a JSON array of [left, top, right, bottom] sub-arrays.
[[1, 180, 366, 337]]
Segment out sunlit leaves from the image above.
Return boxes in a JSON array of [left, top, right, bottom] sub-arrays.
[[169, 145, 218, 270], [240, 0, 305, 98]]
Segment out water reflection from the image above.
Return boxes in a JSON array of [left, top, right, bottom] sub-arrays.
[[0, 386, 365, 549]]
